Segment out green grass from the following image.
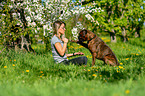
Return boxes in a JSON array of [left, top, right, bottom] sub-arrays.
[[0, 37, 145, 96]]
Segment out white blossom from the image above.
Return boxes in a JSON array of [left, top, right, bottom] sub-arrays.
[[26, 16, 31, 22], [72, 28, 78, 35], [2, 14, 6, 16], [35, 30, 37, 33], [32, 22, 36, 27], [33, 0, 38, 3]]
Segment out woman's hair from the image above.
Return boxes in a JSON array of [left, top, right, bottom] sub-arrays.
[[52, 20, 66, 36]]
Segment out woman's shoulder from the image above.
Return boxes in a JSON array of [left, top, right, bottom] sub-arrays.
[[51, 35, 58, 40], [51, 35, 61, 44]]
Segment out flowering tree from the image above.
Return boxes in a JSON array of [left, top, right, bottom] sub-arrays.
[[82, 0, 145, 42], [0, 0, 102, 52]]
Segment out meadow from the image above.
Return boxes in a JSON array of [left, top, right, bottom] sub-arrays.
[[0, 36, 145, 96]]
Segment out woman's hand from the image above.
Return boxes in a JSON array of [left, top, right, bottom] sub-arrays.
[[74, 52, 84, 55], [62, 38, 68, 43]]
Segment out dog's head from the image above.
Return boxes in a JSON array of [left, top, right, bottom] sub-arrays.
[[78, 29, 88, 42]]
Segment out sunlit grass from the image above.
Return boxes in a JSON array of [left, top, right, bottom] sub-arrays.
[[0, 36, 145, 96]]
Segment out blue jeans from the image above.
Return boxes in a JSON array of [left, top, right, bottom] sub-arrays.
[[61, 56, 87, 65]]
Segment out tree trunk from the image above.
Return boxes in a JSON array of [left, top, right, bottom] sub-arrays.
[[134, 31, 139, 38], [110, 25, 117, 43], [110, 32, 117, 43], [134, 26, 141, 38], [20, 35, 34, 52], [122, 27, 127, 42]]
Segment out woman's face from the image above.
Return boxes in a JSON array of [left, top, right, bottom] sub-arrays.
[[58, 23, 66, 35]]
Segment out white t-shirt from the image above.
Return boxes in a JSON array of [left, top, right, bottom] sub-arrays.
[[51, 35, 68, 63]]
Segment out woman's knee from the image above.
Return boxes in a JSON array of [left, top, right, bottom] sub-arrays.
[[82, 56, 88, 64]]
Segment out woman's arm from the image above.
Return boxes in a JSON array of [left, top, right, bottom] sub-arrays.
[[66, 53, 74, 57], [55, 42, 67, 56], [66, 52, 84, 57], [54, 37, 68, 56]]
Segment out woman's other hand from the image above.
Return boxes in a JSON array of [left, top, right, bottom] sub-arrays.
[[74, 52, 84, 55], [62, 38, 68, 43]]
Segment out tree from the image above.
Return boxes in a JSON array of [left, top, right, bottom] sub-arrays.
[[0, 0, 36, 52], [81, 0, 145, 42], [0, 0, 102, 52]]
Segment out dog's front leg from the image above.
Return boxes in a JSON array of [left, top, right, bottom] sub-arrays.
[[92, 53, 96, 66], [78, 42, 88, 49]]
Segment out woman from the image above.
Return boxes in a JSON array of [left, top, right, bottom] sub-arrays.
[[51, 20, 87, 65]]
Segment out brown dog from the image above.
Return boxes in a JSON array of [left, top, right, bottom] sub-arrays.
[[72, 29, 120, 66]]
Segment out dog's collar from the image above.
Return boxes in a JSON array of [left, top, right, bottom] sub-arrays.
[[87, 35, 96, 43]]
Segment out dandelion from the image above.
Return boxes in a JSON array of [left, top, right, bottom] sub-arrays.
[[99, 75, 102, 77], [4, 66, 7, 68], [136, 54, 139, 55], [117, 70, 120, 73], [14, 59, 16, 61], [92, 74, 97, 77], [89, 56, 92, 58], [26, 70, 29, 72], [70, 46, 74, 48], [12, 64, 15, 66], [123, 47, 125, 48], [79, 46, 83, 48], [125, 90, 130, 94], [120, 63, 123, 65], [42, 74, 44, 76], [126, 58, 129, 60], [88, 69, 90, 71], [119, 66, 123, 69], [40, 71, 43, 73], [101, 37, 106, 40], [40, 76, 42, 77]]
